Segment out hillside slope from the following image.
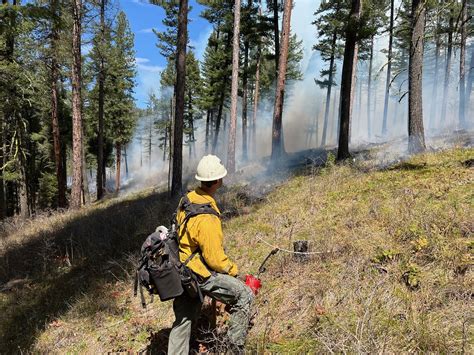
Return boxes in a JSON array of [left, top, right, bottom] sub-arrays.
[[0, 148, 473, 353]]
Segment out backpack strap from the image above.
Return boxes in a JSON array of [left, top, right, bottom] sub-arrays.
[[175, 194, 220, 271]]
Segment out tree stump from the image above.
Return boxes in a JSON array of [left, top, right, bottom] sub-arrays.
[[293, 240, 309, 262]]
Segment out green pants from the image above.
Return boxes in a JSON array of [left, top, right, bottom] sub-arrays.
[[167, 273, 254, 355]]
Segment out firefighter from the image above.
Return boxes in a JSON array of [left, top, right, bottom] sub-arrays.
[[168, 155, 254, 354]]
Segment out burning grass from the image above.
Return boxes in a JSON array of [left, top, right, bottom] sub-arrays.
[[0, 147, 473, 353]]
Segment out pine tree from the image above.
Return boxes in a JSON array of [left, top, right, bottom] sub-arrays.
[[271, 0, 292, 161], [382, 0, 395, 136], [337, 0, 361, 161], [70, 0, 83, 209], [172, 0, 188, 196], [107, 11, 137, 192], [227, 0, 241, 174], [313, 0, 347, 147], [408, 0, 426, 153]]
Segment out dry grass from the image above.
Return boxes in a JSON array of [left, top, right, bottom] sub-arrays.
[[0, 147, 473, 353]]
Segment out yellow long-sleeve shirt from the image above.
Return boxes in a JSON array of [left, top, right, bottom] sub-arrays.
[[177, 188, 239, 278]]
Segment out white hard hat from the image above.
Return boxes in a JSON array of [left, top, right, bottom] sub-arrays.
[[195, 155, 228, 181]]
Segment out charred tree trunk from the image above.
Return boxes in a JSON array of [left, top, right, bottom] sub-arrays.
[[115, 143, 121, 192], [440, 6, 453, 126], [337, 0, 360, 161], [382, 0, 394, 136], [171, 0, 188, 196], [408, 0, 426, 153], [227, 0, 241, 174], [459, 0, 467, 128], [273, 0, 279, 72], [97, 0, 106, 200], [70, 0, 83, 209], [270, 0, 292, 161], [321, 31, 337, 147], [50, 0, 67, 208], [367, 38, 374, 140]]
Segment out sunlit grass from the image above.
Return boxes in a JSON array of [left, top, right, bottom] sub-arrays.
[[0, 147, 472, 352]]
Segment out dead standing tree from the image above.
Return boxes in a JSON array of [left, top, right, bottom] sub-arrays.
[[270, 0, 292, 162]]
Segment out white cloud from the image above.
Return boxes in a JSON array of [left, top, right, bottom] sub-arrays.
[[137, 63, 163, 73], [138, 28, 156, 34], [131, 0, 151, 6], [135, 57, 150, 64]]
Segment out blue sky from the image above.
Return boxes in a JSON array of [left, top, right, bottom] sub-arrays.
[[117, 0, 321, 108], [119, 0, 213, 108]]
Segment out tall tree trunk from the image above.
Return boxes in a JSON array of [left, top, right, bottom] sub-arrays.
[[171, 0, 187, 196], [408, 0, 426, 153], [187, 91, 194, 159], [163, 121, 168, 161], [205, 110, 210, 152], [97, 0, 106, 200], [337, 0, 360, 161], [115, 142, 121, 192], [251, 0, 262, 158], [382, 0, 394, 136], [273, 0, 279, 71], [212, 34, 232, 154], [458, 0, 467, 129], [440, 5, 453, 127], [270, 0, 292, 161], [148, 116, 152, 169], [367, 37, 374, 140], [18, 166, 29, 218], [124, 145, 128, 176], [0, 118, 5, 219], [321, 31, 337, 147], [466, 44, 474, 119], [429, 19, 441, 130], [252, 57, 261, 157], [70, 0, 83, 209], [81, 133, 90, 205], [2, 0, 17, 217], [50, 0, 67, 208], [227, 0, 241, 173], [242, 21, 249, 162]]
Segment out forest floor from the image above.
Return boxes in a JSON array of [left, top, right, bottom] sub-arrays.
[[0, 142, 473, 353]]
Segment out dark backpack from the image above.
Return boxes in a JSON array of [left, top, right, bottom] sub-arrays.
[[133, 195, 219, 308]]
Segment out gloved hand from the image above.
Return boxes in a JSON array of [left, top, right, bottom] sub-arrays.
[[235, 274, 247, 282]]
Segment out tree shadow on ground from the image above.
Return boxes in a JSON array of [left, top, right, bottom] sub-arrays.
[[0, 191, 175, 352], [0, 183, 270, 352]]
